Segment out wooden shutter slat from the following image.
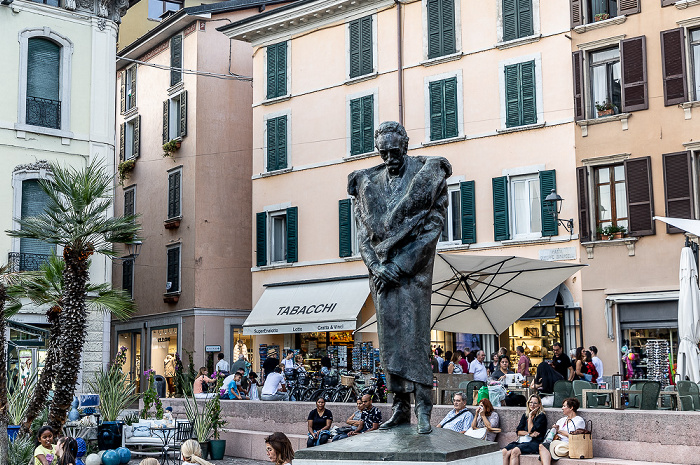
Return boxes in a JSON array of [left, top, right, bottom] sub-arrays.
[[661, 28, 688, 106], [518, 0, 533, 38], [521, 61, 537, 125], [618, 0, 641, 15], [339, 199, 353, 257], [625, 157, 655, 236], [577, 167, 590, 242], [162, 100, 169, 144], [460, 181, 476, 244], [256, 212, 267, 267], [621, 36, 648, 112], [277, 42, 287, 97], [286, 206, 298, 263], [267, 118, 277, 171], [427, 0, 442, 59], [663, 151, 694, 233], [572, 51, 585, 121], [168, 171, 181, 219], [120, 71, 126, 114], [361, 16, 373, 76], [119, 122, 125, 162], [441, 0, 456, 56], [122, 259, 133, 298], [503, 0, 517, 42], [267, 43, 277, 99], [362, 95, 374, 153], [179, 90, 187, 137], [277, 116, 287, 170], [133, 115, 140, 158], [20, 180, 54, 257], [444, 77, 458, 138], [493, 176, 510, 241], [505, 64, 520, 127], [170, 35, 182, 87], [570, 0, 583, 28], [349, 20, 361, 78], [27, 38, 60, 101], [429, 80, 444, 140], [540, 169, 558, 237], [350, 98, 362, 155]]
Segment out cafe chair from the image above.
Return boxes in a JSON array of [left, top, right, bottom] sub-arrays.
[[173, 420, 194, 464], [464, 380, 485, 406], [627, 381, 660, 410], [552, 380, 573, 408], [678, 381, 700, 411], [572, 380, 608, 408]]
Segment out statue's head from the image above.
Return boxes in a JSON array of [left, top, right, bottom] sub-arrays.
[[375, 121, 409, 175]]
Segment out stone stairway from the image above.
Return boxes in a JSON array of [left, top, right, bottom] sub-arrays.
[[519, 456, 680, 465]]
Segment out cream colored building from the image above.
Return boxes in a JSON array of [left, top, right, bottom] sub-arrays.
[[0, 0, 129, 390], [220, 0, 585, 374], [570, 0, 700, 380]]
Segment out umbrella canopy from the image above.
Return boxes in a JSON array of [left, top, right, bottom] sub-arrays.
[[654, 216, 700, 236], [357, 253, 584, 334], [677, 247, 700, 383]]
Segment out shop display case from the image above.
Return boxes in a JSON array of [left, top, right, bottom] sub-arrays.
[[507, 317, 563, 375]]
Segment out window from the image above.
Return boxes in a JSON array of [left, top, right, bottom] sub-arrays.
[[589, 47, 621, 118], [504, 60, 536, 127], [265, 115, 288, 172], [571, 0, 638, 27], [266, 42, 288, 99], [26, 38, 61, 129], [428, 76, 459, 141], [162, 91, 187, 143], [349, 94, 374, 156], [441, 187, 462, 242], [349, 16, 373, 78], [170, 35, 182, 87], [30, 0, 60, 5], [166, 245, 180, 294], [122, 259, 134, 299], [426, 0, 456, 59], [124, 186, 135, 218], [19, 180, 55, 270], [256, 207, 298, 266], [121, 66, 137, 113], [148, 0, 181, 20], [502, 0, 533, 42], [439, 181, 475, 244], [120, 116, 140, 161], [493, 170, 557, 241], [577, 158, 654, 241], [167, 168, 181, 219], [689, 30, 700, 100], [338, 199, 360, 257]]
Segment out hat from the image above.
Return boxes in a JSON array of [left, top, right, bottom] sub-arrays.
[[549, 440, 569, 460]]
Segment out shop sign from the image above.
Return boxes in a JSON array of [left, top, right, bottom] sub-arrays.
[[157, 337, 170, 342], [539, 247, 576, 262], [244, 320, 355, 335], [276, 303, 338, 315], [205, 345, 221, 352]]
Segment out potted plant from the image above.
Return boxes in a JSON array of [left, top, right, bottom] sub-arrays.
[[596, 226, 608, 241], [7, 371, 37, 441], [162, 139, 181, 158], [140, 369, 164, 420], [595, 100, 615, 117], [118, 159, 136, 185], [603, 224, 627, 239], [183, 392, 216, 459], [594, 13, 610, 21], [208, 372, 228, 460], [8, 434, 35, 465]]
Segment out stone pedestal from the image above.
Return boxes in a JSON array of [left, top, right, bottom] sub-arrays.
[[294, 425, 500, 465]]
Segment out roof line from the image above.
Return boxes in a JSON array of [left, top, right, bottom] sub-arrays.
[[217, 0, 318, 32]]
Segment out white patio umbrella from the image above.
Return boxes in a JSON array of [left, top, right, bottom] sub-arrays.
[[677, 247, 700, 383], [357, 253, 584, 334]]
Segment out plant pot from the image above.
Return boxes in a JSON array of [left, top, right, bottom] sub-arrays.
[[600, 234, 610, 241], [597, 109, 614, 117], [613, 232, 623, 239], [199, 441, 211, 459], [175, 141, 182, 149], [209, 439, 226, 460], [97, 421, 123, 450], [7, 425, 20, 442]]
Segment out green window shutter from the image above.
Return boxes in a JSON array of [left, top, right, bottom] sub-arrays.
[[20, 179, 55, 257], [267, 118, 277, 171], [166, 247, 180, 293], [505, 64, 520, 128], [427, 0, 456, 59], [521, 61, 536, 125], [170, 35, 182, 87], [276, 116, 287, 169], [429, 80, 444, 140], [518, 0, 533, 38], [427, 0, 442, 59], [286, 206, 298, 263], [277, 42, 287, 97], [162, 100, 169, 144], [179, 90, 187, 138], [267, 44, 277, 99], [119, 123, 125, 162], [350, 95, 374, 155], [133, 115, 141, 158], [539, 170, 558, 237], [339, 199, 353, 257], [120, 71, 126, 114], [362, 95, 374, 153], [444, 77, 458, 138], [267, 42, 287, 98], [360, 16, 373, 75], [460, 181, 476, 244], [492, 176, 510, 241], [168, 171, 181, 219], [349, 20, 361, 78], [505, 61, 536, 128], [441, 0, 456, 56], [124, 189, 135, 217], [27, 38, 60, 101], [256, 212, 267, 267], [430, 78, 458, 140], [502, 0, 517, 42]]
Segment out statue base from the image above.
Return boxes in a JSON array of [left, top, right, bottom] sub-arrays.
[[294, 425, 500, 465]]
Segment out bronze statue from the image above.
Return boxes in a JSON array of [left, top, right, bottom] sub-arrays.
[[348, 121, 451, 434]]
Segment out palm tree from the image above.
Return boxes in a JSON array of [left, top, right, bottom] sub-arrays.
[[6, 254, 136, 436], [6, 160, 140, 433]]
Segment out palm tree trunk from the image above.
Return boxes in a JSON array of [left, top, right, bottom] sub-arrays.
[[48, 249, 89, 434], [0, 284, 11, 464]]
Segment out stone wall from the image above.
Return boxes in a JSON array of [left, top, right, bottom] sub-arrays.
[[157, 399, 700, 463]]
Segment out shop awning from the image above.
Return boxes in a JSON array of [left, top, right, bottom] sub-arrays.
[[243, 276, 370, 335], [519, 285, 560, 320]]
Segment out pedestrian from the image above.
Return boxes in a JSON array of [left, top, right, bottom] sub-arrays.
[[231, 354, 247, 376], [516, 346, 530, 377], [487, 351, 499, 376], [215, 352, 229, 376], [265, 432, 294, 465], [447, 352, 463, 374], [501, 394, 548, 465], [469, 350, 488, 382], [441, 351, 453, 373], [551, 343, 573, 381], [282, 350, 295, 370], [34, 425, 55, 465], [193, 367, 215, 398], [589, 346, 604, 384], [307, 397, 333, 447], [573, 347, 588, 381], [180, 439, 214, 465], [434, 347, 445, 372], [458, 350, 470, 373]]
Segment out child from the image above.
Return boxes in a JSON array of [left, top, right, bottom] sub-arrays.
[[34, 426, 56, 465], [248, 372, 260, 401], [55, 437, 78, 465], [180, 439, 214, 465]]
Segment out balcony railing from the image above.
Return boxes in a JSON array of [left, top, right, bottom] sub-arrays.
[[26, 96, 61, 129], [8, 252, 51, 272]]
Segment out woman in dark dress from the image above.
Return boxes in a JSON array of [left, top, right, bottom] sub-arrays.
[[501, 394, 548, 465], [307, 397, 333, 447]]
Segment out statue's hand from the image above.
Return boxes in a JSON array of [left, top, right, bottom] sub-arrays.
[[372, 263, 400, 290]]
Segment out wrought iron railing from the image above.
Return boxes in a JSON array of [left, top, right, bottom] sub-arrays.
[[26, 96, 61, 129], [7, 252, 51, 272]]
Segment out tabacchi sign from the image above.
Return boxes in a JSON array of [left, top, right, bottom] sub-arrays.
[[276, 303, 338, 315]]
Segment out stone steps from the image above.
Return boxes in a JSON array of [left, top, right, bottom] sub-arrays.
[[220, 428, 307, 461], [519, 456, 679, 465]]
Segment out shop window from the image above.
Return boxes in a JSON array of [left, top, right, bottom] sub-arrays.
[[150, 326, 178, 396], [118, 331, 141, 393]]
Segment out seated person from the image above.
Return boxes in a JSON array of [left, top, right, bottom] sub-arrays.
[[531, 361, 563, 406], [490, 356, 515, 382], [235, 368, 249, 396], [502, 394, 548, 465], [447, 352, 464, 374], [193, 367, 215, 399], [227, 372, 249, 400], [307, 397, 333, 447], [468, 398, 500, 441], [436, 392, 473, 433], [261, 366, 289, 401], [331, 398, 364, 442], [248, 372, 260, 401], [335, 394, 381, 440], [538, 397, 586, 465]]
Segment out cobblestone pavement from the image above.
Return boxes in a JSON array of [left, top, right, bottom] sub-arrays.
[[128, 457, 268, 465]]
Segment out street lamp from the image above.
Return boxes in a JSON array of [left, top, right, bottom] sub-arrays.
[[111, 240, 142, 263], [544, 189, 574, 237]]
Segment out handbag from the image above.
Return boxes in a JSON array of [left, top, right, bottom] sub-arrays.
[[465, 427, 487, 440], [568, 420, 593, 459]]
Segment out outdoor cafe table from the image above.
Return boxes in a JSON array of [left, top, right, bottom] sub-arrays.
[[150, 425, 176, 465], [580, 388, 677, 409]]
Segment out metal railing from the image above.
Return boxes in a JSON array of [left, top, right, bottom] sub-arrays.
[[7, 252, 51, 272], [26, 96, 61, 129]]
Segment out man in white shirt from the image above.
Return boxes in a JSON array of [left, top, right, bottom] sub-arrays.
[[469, 350, 488, 382], [589, 345, 604, 384], [215, 353, 230, 375], [261, 366, 288, 401]]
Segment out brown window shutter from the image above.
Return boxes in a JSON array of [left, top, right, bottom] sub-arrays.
[[621, 36, 648, 112], [119, 122, 125, 162], [572, 51, 585, 120], [625, 157, 655, 236], [618, 0, 640, 15], [577, 167, 590, 242], [570, 0, 583, 28], [661, 0, 676, 6], [663, 151, 694, 233], [134, 115, 141, 159], [120, 72, 126, 114], [660, 28, 688, 106]]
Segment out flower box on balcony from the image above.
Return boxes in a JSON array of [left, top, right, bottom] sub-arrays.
[[164, 217, 181, 229]]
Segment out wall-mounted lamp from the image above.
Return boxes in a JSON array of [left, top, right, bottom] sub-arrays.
[[544, 189, 574, 237], [111, 240, 142, 264]]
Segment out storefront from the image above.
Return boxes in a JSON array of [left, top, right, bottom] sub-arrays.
[[6, 321, 48, 383], [117, 330, 142, 393], [150, 326, 178, 396]]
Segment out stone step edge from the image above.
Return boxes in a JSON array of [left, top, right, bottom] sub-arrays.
[[520, 456, 679, 465], [220, 428, 307, 440]]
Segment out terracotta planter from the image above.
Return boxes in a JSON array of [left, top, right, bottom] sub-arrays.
[[175, 141, 182, 149], [597, 109, 614, 117], [613, 232, 623, 239], [164, 218, 181, 229], [163, 294, 179, 304], [600, 234, 610, 241]]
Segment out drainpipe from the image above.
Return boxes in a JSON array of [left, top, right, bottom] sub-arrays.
[[395, 0, 403, 125]]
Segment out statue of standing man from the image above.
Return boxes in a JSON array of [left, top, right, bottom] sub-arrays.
[[348, 121, 452, 434]]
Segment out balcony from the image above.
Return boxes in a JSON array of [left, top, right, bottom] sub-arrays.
[[26, 96, 61, 130], [8, 252, 51, 272]]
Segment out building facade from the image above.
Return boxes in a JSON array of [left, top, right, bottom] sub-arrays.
[[1, 0, 128, 389], [220, 0, 585, 374]]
